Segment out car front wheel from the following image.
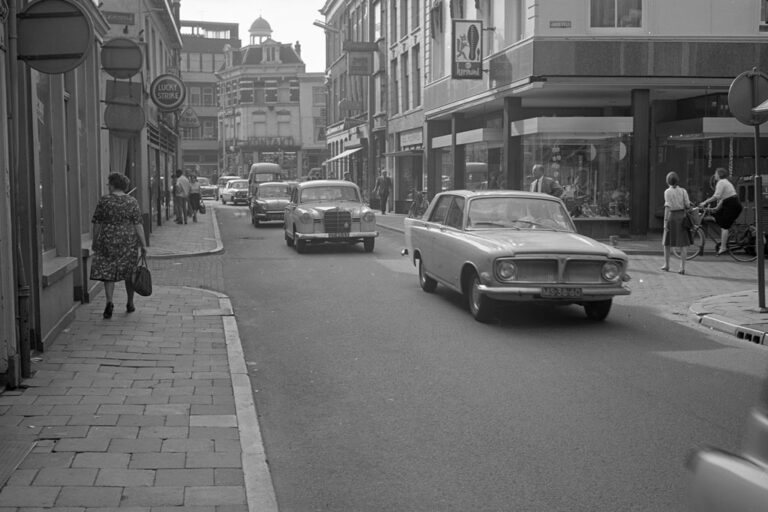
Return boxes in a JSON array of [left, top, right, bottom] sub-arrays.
[[221, 197, 227, 205], [417, 258, 437, 293], [285, 230, 293, 247], [294, 229, 307, 254], [466, 271, 494, 323], [363, 238, 375, 252], [584, 299, 612, 321]]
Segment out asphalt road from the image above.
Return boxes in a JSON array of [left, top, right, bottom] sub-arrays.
[[215, 204, 768, 512]]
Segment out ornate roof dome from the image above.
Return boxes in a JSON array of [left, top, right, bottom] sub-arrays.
[[249, 16, 272, 36]]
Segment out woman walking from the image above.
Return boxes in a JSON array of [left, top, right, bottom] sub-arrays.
[[699, 167, 743, 255], [661, 171, 692, 274], [189, 175, 202, 223], [90, 173, 147, 318]]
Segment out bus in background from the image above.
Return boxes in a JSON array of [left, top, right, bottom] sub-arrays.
[[247, 162, 284, 197]]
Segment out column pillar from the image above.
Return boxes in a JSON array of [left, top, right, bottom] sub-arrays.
[[631, 89, 650, 235], [452, 114, 465, 190], [502, 96, 523, 189]]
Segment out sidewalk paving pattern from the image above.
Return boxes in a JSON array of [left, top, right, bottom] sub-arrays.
[[1, 204, 767, 510], [0, 210, 277, 511]]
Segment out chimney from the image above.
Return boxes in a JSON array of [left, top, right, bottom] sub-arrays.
[[294, 41, 301, 56]]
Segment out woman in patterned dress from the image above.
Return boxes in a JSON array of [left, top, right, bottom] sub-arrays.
[[90, 173, 147, 319]]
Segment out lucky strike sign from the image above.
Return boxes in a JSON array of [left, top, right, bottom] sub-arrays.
[[150, 74, 186, 111]]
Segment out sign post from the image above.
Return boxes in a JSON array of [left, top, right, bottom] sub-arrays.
[[729, 68, 768, 311]]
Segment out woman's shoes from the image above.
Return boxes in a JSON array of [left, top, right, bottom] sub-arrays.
[[717, 250, 727, 256], [660, 266, 669, 272], [103, 302, 114, 319], [126, 303, 135, 313], [678, 269, 685, 275]]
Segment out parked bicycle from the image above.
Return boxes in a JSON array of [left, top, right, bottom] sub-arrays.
[[673, 206, 757, 262]]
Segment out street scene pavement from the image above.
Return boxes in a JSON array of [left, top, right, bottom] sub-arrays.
[[0, 204, 766, 511]]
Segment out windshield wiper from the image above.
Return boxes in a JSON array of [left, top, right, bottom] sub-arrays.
[[471, 221, 507, 228]]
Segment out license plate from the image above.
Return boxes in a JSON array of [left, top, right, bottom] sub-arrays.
[[541, 287, 582, 298], [328, 232, 349, 239]]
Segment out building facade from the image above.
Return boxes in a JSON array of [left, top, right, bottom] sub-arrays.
[[422, 0, 768, 237], [320, 0, 384, 197], [0, 0, 110, 386], [179, 20, 241, 180], [215, 17, 327, 180]]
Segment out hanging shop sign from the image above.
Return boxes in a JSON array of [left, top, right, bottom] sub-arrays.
[[729, 70, 768, 126], [451, 19, 483, 80], [149, 74, 186, 112], [348, 51, 374, 76], [104, 96, 145, 137], [17, 0, 94, 74], [178, 107, 201, 129], [101, 38, 143, 80], [102, 11, 135, 25]]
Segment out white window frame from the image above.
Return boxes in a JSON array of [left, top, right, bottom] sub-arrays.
[[587, 0, 645, 34]]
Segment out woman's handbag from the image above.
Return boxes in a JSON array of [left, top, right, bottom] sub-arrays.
[[199, 200, 206, 214], [682, 210, 694, 231], [132, 254, 152, 297]]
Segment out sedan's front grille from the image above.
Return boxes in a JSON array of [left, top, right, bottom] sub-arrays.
[[564, 260, 606, 284], [515, 260, 558, 282], [324, 210, 352, 233]]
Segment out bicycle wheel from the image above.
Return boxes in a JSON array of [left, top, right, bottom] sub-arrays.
[[673, 227, 704, 260], [727, 225, 757, 262]]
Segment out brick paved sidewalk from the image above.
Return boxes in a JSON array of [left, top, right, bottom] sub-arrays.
[[147, 206, 223, 259], [0, 286, 276, 511]]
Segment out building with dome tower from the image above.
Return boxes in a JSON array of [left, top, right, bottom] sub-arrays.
[[216, 16, 327, 179]]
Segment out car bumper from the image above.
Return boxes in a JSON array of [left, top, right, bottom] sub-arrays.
[[254, 211, 285, 222], [230, 196, 248, 203], [295, 231, 379, 241], [477, 283, 631, 302]]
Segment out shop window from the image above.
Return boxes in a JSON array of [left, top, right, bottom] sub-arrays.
[[523, 135, 631, 219], [590, 0, 642, 28]]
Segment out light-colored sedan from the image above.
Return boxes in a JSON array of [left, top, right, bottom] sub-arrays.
[[284, 180, 378, 253], [220, 179, 249, 205], [404, 190, 631, 322]]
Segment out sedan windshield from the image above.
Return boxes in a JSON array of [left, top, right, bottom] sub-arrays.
[[467, 197, 574, 232], [197, 178, 210, 186], [259, 185, 290, 198], [300, 186, 360, 203], [229, 181, 248, 189]]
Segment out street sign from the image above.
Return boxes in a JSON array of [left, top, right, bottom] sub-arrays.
[[178, 107, 201, 129], [101, 38, 143, 80], [149, 74, 186, 112], [343, 41, 379, 52], [728, 70, 768, 126], [17, 0, 93, 74], [452, 19, 483, 80]]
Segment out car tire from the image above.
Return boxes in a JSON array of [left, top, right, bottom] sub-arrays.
[[417, 258, 437, 293], [466, 271, 494, 323], [285, 231, 294, 247], [363, 238, 375, 252], [253, 216, 260, 227], [584, 299, 612, 321], [221, 197, 226, 205], [294, 230, 307, 254]]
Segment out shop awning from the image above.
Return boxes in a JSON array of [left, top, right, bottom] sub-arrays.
[[323, 147, 363, 164]]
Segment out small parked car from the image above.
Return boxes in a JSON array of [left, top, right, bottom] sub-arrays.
[[220, 179, 249, 205], [250, 181, 296, 226], [284, 180, 378, 253], [404, 190, 631, 322], [197, 177, 217, 199], [216, 175, 240, 200]]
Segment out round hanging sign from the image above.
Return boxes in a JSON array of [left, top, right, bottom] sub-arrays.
[[101, 38, 143, 80], [104, 96, 145, 137], [17, 0, 94, 74], [150, 74, 186, 112], [728, 70, 768, 126]]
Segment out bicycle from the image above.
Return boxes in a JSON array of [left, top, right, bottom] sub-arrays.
[[673, 206, 757, 262]]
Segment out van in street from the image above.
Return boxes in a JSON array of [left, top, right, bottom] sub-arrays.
[[247, 163, 284, 197]]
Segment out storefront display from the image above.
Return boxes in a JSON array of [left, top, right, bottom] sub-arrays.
[[522, 135, 631, 220]]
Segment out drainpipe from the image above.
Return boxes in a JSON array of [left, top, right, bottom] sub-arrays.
[[7, 0, 29, 384]]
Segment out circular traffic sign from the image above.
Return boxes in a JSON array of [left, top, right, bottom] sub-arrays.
[[728, 70, 768, 126], [17, 0, 93, 74], [101, 38, 143, 80], [150, 74, 186, 112]]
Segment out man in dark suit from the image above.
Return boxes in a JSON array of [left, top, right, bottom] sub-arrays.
[[373, 170, 393, 214], [529, 164, 563, 197]]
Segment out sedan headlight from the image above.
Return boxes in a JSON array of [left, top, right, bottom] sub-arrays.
[[362, 210, 375, 223], [601, 261, 622, 282], [496, 260, 518, 281], [300, 212, 312, 224]]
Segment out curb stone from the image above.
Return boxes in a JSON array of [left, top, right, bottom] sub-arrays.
[[147, 207, 225, 260]]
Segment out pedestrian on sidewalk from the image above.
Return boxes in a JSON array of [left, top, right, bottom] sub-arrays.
[[174, 169, 191, 224], [188, 174, 202, 223], [661, 171, 692, 274], [373, 170, 392, 215], [90, 172, 147, 319], [699, 167, 743, 256]]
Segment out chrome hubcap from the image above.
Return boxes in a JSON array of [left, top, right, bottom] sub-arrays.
[[470, 277, 481, 312]]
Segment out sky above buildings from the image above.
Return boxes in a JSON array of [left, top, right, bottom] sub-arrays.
[[179, 0, 326, 72]]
